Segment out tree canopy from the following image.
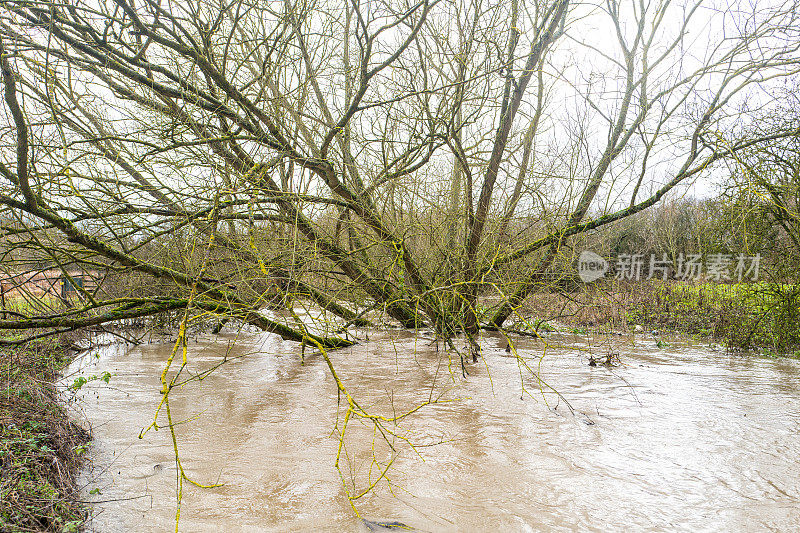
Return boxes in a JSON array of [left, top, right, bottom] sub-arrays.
[[1, 0, 799, 351]]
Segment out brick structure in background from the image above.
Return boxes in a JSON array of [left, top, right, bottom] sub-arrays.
[[0, 269, 100, 299]]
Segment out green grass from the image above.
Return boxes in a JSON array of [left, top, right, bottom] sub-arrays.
[[627, 281, 800, 353], [1, 294, 66, 315]]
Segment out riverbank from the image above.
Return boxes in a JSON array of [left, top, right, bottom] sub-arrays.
[[507, 280, 800, 356], [1, 333, 89, 532]]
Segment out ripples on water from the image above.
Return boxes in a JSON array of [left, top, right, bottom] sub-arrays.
[[65, 329, 800, 532]]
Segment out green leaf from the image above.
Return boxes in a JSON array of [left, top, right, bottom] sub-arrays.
[[70, 376, 87, 391]]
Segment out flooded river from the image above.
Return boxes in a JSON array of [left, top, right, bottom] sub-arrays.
[[66, 329, 800, 532]]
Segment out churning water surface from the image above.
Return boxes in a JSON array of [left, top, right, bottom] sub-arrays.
[[66, 329, 800, 532]]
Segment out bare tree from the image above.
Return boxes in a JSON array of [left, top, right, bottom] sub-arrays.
[[0, 0, 798, 356]]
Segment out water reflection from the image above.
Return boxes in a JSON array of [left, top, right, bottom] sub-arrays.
[[67, 330, 800, 532]]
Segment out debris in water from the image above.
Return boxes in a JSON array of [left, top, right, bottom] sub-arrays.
[[362, 519, 418, 531], [588, 351, 621, 367]]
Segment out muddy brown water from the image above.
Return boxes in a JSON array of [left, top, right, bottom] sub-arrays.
[[66, 329, 800, 532]]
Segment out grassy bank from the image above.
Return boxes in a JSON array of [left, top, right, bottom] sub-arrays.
[[626, 281, 800, 354], [1, 334, 89, 532], [509, 280, 800, 355]]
